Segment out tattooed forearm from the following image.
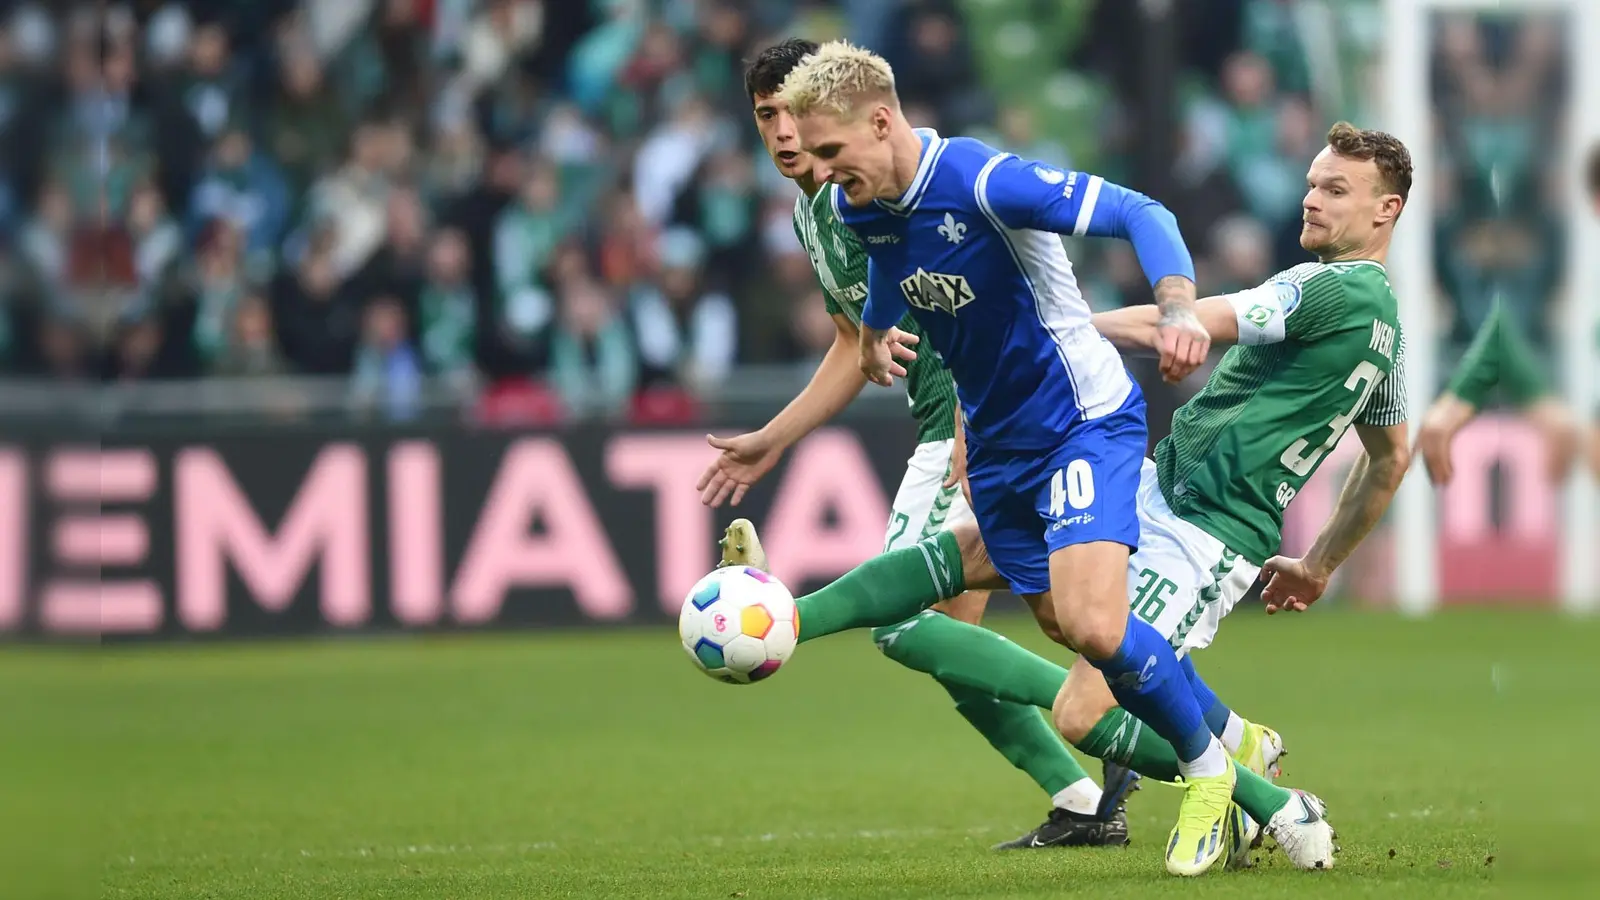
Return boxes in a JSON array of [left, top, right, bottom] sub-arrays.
[[1153, 275, 1197, 314]]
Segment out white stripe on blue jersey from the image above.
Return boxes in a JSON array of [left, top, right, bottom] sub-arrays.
[[838, 135, 1135, 451]]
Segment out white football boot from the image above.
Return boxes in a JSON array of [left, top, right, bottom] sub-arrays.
[[1263, 789, 1338, 870]]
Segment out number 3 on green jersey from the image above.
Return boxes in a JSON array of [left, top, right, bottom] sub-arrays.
[[1154, 260, 1407, 565], [1280, 358, 1384, 477]]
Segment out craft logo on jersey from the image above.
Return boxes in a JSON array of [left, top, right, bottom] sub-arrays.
[[900, 268, 975, 315], [937, 212, 967, 244], [1032, 164, 1065, 185]]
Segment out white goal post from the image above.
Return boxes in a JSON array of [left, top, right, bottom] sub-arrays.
[[1385, 0, 1600, 614]]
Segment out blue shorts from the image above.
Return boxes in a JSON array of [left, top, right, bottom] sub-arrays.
[[965, 392, 1147, 596]]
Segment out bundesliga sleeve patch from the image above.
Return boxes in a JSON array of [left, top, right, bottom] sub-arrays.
[[1228, 282, 1295, 345], [1274, 280, 1303, 315]]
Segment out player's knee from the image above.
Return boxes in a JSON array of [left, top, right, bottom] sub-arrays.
[[1065, 614, 1127, 662], [954, 523, 1002, 590], [1023, 594, 1070, 647], [1036, 616, 1069, 648], [932, 591, 986, 625]]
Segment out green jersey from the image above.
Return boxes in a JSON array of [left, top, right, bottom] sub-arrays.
[[792, 188, 958, 443], [1156, 260, 1407, 564], [1444, 297, 1548, 408]]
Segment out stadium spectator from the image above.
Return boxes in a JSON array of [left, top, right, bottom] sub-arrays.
[[548, 246, 637, 417], [110, 315, 167, 381], [0, 0, 1567, 418], [493, 156, 567, 311], [18, 180, 74, 300], [271, 229, 362, 374], [264, 40, 351, 203], [353, 184, 432, 317], [415, 227, 480, 382], [1206, 213, 1274, 297], [211, 293, 292, 377], [160, 20, 247, 160], [350, 293, 424, 420], [886, 1, 986, 133], [631, 227, 735, 392], [784, 288, 839, 367], [594, 189, 659, 290], [183, 219, 253, 370], [187, 126, 292, 267], [129, 181, 184, 294]]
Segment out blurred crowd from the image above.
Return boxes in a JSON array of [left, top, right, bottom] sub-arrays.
[[1429, 13, 1568, 369], [0, 0, 1571, 422]]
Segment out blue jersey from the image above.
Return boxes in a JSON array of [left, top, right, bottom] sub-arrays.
[[837, 133, 1195, 451]]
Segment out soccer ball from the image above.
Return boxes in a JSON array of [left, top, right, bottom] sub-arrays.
[[679, 566, 798, 684]]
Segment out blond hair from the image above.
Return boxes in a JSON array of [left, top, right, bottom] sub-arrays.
[[778, 40, 897, 119]]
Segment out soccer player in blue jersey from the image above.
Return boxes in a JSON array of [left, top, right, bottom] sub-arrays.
[[779, 41, 1240, 876]]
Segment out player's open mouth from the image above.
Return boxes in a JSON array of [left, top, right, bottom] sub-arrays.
[[777, 151, 799, 164]]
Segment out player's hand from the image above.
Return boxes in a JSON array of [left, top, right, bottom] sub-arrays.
[[860, 326, 918, 387], [1155, 304, 1210, 384], [1415, 394, 1475, 485], [1259, 556, 1330, 614], [697, 431, 783, 507]]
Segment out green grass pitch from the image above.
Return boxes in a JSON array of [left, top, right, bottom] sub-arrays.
[[4, 606, 1594, 898]]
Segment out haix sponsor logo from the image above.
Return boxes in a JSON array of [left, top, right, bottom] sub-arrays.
[[898, 268, 975, 315]]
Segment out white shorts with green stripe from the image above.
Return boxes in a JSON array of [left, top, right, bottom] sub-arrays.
[[1126, 459, 1262, 657], [884, 439, 975, 552]]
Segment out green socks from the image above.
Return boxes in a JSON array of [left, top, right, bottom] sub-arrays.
[[943, 685, 1090, 799], [788, 527, 1299, 822], [1076, 709, 1292, 823], [870, 608, 1093, 802], [1076, 706, 1183, 781], [794, 531, 964, 642], [870, 610, 1066, 710], [795, 533, 1091, 805], [1230, 765, 1292, 825]]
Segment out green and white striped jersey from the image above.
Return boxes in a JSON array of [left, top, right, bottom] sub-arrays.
[[792, 187, 958, 443], [1156, 259, 1407, 564]]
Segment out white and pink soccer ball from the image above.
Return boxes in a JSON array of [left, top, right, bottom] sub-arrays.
[[678, 566, 798, 684]]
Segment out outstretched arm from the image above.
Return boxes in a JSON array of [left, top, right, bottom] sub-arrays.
[[698, 313, 866, 507], [763, 313, 869, 447], [1093, 296, 1241, 353], [1423, 303, 1575, 484], [979, 156, 1206, 380], [1260, 421, 1411, 613]]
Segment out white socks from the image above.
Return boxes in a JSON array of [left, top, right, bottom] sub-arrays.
[[1176, 736, 1231, 779], [1220, 711, 1246, 755], [1052, 777, 1104, 816]]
